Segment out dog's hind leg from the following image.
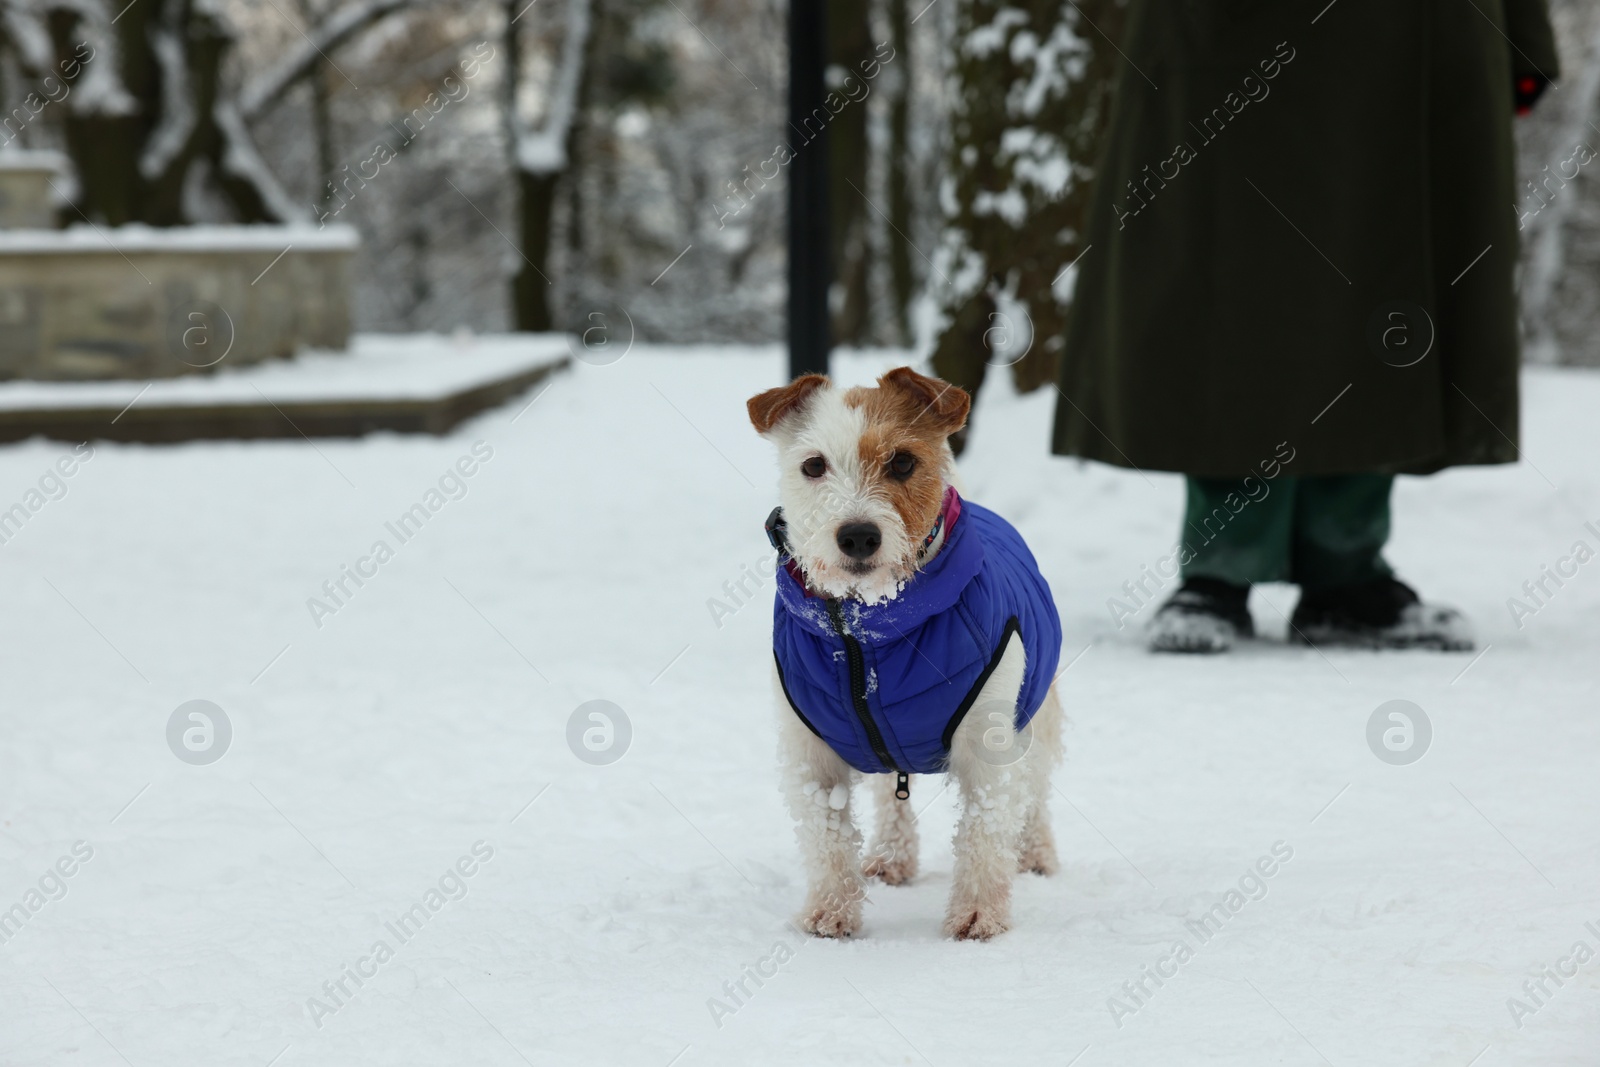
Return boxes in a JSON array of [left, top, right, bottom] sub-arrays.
[[1017, 684, 1063, 875], [774, 669, 866, 937], [944, 635, 1029, 940], [863, 774, 919, 885]]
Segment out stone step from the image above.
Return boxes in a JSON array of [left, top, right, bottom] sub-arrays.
[[0, 333, 570, 443]]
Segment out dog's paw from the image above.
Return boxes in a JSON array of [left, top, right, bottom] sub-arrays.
[[798, 897, 863, 938], [862, 850, 916, 885], [1017, 837, 1059, 876], [943, 904, 1010, 941]]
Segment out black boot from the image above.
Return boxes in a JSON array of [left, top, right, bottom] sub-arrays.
[[1148, 578, 1254, 653], [1290, 576, 1474, 651]]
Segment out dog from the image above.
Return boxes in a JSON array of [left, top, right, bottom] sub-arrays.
[[747, 366, 1064, 940]]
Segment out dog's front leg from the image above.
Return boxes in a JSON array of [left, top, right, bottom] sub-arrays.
[[944, 636, 1029, 940], [774, 671, 865, 937]]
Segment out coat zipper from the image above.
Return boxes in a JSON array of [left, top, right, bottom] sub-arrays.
[[825, 597, 900, 774]]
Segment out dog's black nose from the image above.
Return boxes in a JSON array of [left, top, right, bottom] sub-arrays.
[[836, 522, 882, 560]]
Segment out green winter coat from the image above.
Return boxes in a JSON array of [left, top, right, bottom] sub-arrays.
[[1052, 0, 1560, 477]]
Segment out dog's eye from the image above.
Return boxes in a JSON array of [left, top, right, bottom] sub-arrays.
[[887, 452, 917, 480], [800, 456, 826, 479]]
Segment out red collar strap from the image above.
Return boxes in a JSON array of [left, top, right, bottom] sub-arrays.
[[918, 486, 962, 559]]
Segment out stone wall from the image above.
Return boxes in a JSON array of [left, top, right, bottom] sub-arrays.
[[0, 227, 358, 379]]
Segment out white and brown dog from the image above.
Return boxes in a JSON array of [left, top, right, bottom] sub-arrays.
[[748, 367, 1064, 940]]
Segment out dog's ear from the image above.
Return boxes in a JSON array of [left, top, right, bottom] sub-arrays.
[[877, 367, 970, 435], [747, 374, 830, 435]]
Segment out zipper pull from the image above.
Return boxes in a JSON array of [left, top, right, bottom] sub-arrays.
[[895, 772, 909, 800]]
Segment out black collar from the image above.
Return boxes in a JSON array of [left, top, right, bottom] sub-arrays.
[[765, 506, 791, 558]]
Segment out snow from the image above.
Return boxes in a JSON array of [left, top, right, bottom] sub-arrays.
[[0, 333, 568, 410], [0, 223, 359, 253], [964, 10, 1030, 59], [514, 128, 567, 175], [139, 23, 196, 181], [0, 6, 53, 74], [1, 345, 1598, 1066], [1009, 18, 1086, 118], [971, 185, 1029, 226], [64, 18, 137, 118], [514, 0, 591, 177], [1001, 127, 1072, 199], [0, 149, 68, 172]]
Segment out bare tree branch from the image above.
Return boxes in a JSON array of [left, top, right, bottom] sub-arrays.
[[238, 0, 422, 121]]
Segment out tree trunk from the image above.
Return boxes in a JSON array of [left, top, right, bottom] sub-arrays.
[[930, 0, 1125, 402], [38, 0, 290, 225], [513, 167, 559, 330], [505, 0, 594, 332], [294, 0, 338, 213], [48, 5, 148, 226], [930, 288, 996, 454]]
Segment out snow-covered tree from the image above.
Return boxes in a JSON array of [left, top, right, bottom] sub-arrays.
[[929, 0, 1125, 405], [1517, 0, 1600, 364], [503, 0, 688, 331], [0, 0, 431, 225], [502, 0, 590, 331]]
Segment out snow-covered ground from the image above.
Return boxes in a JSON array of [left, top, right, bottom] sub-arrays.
[[1, 345, 1597, 1067], [0, 333, 568, 410]]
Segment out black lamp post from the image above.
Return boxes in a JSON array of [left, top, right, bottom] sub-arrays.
[[787, 0, 831, 379]]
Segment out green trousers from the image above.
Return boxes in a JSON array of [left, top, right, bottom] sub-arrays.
[[1180, 474, 1395, 590]]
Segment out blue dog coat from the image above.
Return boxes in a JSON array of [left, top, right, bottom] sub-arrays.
[[770, 492, 1061, 775]]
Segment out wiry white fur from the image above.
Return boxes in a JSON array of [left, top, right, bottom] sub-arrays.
[[761, 383, 948, 602], [771, 635, 1062, 940], [1017, 683, 1064, 877], [760, 378, 1064, 940], [773, 669, 867, 937], [862, 772, 919, 885], [941, 635, 1061, 938]]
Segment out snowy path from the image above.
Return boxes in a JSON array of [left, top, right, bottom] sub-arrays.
[[1, 346, 1597, 1066]]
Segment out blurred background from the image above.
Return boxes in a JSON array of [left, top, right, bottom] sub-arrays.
[[4, 5, 1600, 1064], [1, 0, 1593, 379]]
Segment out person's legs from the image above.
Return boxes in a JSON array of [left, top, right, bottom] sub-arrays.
[[1179, 475, 1296, 585], [1288, 474, 1395, 591], [1287, 474, 1474, 650], [1151, 476, 1295, 652]]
